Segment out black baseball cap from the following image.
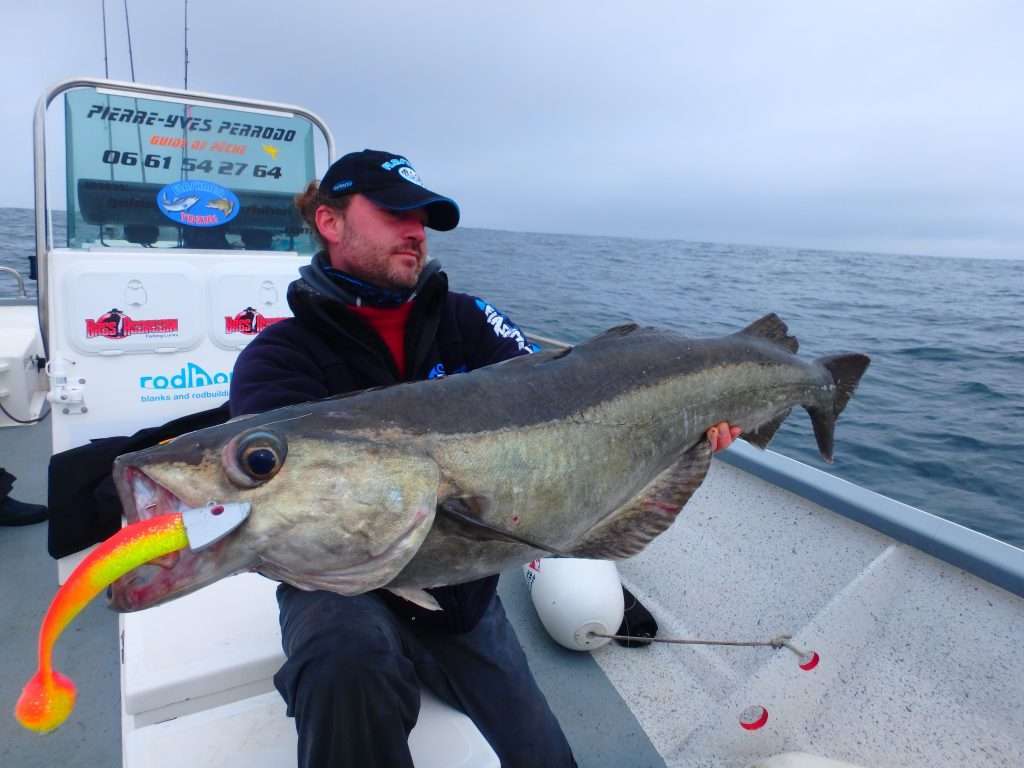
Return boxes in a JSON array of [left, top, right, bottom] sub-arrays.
[[319, 149, 460, 231]]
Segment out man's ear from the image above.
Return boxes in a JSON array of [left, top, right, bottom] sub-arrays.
[[314, 205, 345, 247]]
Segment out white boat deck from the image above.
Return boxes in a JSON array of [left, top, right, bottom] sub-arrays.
[[604, 449, 1024, 766]]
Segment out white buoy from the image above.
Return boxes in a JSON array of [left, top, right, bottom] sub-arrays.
[[522, 558, 625, 651]]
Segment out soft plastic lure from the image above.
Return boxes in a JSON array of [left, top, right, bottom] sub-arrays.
[[15, 501, 249, 734], [15, 514, 188, 733]]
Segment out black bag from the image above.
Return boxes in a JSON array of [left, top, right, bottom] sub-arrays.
[[615, 586, 659, 647], [0, 467, 15, 501], [47, 402, 231, 558]]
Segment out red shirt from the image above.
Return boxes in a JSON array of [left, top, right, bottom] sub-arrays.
[[347, 301, 415, 378]]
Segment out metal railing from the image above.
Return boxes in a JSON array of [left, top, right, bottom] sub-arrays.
[[528, 332, 571, 351], [0, 266, 28, 298], [32, 76, 337, 356]]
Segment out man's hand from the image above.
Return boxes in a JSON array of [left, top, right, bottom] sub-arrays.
[[707, 422, 742, 453]]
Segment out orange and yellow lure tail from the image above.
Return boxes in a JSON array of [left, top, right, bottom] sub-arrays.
[[15, 513, 189, 734]]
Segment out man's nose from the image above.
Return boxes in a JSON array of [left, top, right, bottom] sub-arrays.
[[402, 215, 426, 242]]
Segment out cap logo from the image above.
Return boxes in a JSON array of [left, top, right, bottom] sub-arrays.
[[398, 166, 424, 186], [381, 157, 410, 171], [331, 180, 353, 192]]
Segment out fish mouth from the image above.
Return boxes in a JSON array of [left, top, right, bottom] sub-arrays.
[[108, 467, 238, 612], [119, 465, 191, 522]]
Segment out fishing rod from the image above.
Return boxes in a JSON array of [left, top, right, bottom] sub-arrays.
[[122, 0, 136, 82], [121, 0, 147, 184], [184, 0, 190, 90], [100, 0, 110, 78]]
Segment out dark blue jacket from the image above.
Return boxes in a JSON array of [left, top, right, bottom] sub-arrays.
[[230, 255, 535, 632]]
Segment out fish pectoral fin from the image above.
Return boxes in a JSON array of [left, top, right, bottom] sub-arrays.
[[570, 439, 713, 560], [437, 496, 569, 557], [386, 587, 443, 611], [741, 407, 792, 449]]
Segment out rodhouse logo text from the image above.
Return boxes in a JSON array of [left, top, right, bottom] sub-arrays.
[[85, 309, 179, 339], [140, 362, 231, 390], [224, 307, 286, 335]]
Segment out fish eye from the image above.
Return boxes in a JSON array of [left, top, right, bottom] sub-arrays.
[[224, 430, 287, 487], [243, 446, 278, 478]]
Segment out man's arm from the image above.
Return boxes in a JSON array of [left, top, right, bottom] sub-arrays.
[[229, 325, 330, 417], [462, 297, 537, 369]]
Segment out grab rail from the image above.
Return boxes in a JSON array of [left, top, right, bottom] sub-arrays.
[[0, 266, 28, 298], [528, 332, 571, 351]]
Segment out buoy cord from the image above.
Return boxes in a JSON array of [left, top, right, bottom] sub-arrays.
[[590, 631, 812, 659]]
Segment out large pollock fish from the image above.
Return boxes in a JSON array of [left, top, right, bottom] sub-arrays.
[[108, 314, 870, 612]]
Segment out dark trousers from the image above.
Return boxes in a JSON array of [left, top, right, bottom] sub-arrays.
[[273, 584, 576, 768]]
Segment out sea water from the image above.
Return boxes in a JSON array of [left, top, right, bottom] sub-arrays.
[[2, 208, 1021, 546]]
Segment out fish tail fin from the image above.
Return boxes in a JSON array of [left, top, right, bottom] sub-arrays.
[[806, 353, 871, 463]]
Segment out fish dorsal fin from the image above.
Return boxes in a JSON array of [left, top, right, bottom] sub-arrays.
[[570, 439, 712, 559], [436, 496, 570, 557], [736, 313, 798, 353], [590, 323, 641, 341]]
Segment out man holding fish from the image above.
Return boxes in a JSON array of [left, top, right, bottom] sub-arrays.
[[228, 149, 739, 768]]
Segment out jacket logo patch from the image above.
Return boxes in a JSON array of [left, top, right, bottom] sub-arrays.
[[474, 299, 537, 353], [429, 363, 467, 380]]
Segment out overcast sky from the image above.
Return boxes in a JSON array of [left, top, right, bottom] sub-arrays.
[[5, 1, 1023, 259]]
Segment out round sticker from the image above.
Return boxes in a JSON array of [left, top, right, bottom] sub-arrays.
[[157, 180, 241, 228], [398, 166, 424, 186]]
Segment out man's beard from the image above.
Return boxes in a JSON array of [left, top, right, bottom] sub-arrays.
[[338, 229, 427, 290]]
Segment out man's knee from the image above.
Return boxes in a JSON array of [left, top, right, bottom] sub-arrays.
[[307, 635, 407, 691], [274, 618, 422, 768], [276, 624, 419, 722]]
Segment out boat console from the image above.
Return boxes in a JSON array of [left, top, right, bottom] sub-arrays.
[[33, 77, 498, 768]]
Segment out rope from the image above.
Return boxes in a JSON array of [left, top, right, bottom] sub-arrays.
[[590, 632, 812, 660]]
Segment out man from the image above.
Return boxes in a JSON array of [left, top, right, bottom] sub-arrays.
[[229, 149, 739, 767]]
